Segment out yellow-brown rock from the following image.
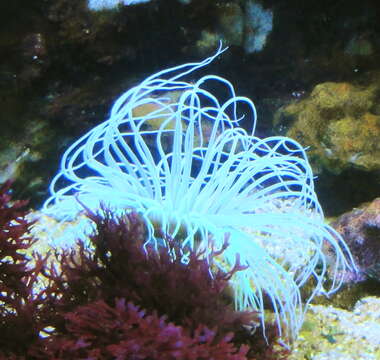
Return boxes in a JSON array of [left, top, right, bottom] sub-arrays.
[[275, 77, 380, 173]]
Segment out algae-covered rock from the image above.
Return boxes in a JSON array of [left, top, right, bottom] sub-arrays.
[[195, 2, 244, 55], [275, 79, 380, 174], [290, 296, 380, 360], [195, 1, 273, 55]]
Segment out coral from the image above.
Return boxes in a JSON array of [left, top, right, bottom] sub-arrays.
[[43, 46, 356, 339]]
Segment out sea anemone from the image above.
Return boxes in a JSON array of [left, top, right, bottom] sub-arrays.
[[43, 45, 355, 340]]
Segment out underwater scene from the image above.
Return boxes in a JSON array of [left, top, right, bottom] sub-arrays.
[[1, 0, 380, 359]]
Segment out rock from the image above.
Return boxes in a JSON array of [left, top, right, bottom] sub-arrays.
[[243, 0, 273, 53], [195, 1, 273, 55], [274, 78, 380, 174], [331, 197, 380, 283], [195, 2, 244, 55], [290, 296, 380, 360]]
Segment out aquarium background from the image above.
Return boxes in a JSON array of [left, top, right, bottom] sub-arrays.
[[1, 0, 379, 214]]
